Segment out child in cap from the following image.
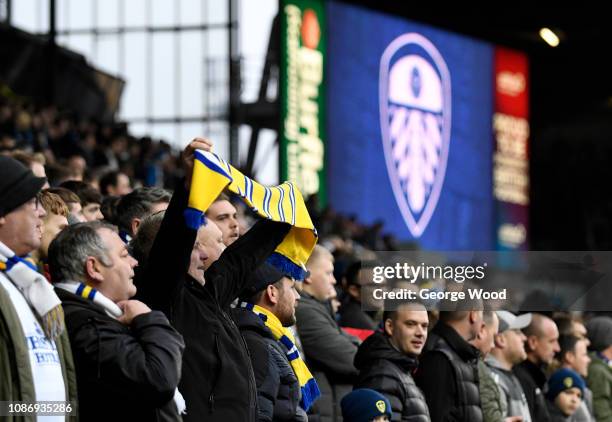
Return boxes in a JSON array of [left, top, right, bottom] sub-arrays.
[[341, 388, 392, 422], [546, 368, 585, 421]]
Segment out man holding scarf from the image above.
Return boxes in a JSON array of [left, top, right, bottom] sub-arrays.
[[0, 155, 77, 421], [137, 138, 317, 421], [234, 263, 319, 421]]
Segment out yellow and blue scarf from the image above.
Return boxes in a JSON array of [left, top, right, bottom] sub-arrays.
[[240, 302, 320, 411], [185, 150, 317, 280], [54, 281, 122, 319]]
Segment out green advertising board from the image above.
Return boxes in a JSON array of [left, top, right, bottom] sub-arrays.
[[280, 0, 326, 205]]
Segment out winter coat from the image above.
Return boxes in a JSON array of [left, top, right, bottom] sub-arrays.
[[233, 307, 309, 422], [416, 321, 482, 422], [587, 352, 612, 422], [136, 184, 291, 422], [338, 297, 378, 330], [486, 355, 532, 422], [56, 288, 184, 421], [354, 331, 430, 422], [1, 271, 78, 422], [514, 359, 551, 422], [295, 291, 360, 422]]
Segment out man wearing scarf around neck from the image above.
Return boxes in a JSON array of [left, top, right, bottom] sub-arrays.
[[0, 155, 77, 422], [233, 263, 320, 422], [48, 221, 185, 421]]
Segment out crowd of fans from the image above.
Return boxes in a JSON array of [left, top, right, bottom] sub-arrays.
[[2, 93, 612, 422]]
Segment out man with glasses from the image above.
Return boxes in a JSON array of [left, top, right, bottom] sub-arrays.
[[0, 155, 77, 418]]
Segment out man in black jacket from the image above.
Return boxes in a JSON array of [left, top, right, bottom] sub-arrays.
[[415, 305, 484, 422], [355, 303, 431, 421], [136, 138, 292, 422], [513, 313, 560, 422], [48, 220, 185, 421], [338, 261, 380, 331], [234, 263, 310, 421]]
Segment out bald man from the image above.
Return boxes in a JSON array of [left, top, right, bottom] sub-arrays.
[[513, 313, 560, 422]]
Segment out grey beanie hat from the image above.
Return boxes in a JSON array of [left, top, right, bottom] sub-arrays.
[[586, 316, 612, 352]]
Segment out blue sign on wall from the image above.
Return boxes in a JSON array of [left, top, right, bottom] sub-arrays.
[[326, 1, 495, 250]]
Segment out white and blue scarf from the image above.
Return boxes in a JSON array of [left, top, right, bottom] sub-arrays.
[[0, 241, 64, 340]]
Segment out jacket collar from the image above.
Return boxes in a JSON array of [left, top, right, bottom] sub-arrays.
[[432, 321, 480, 361], [232, 306, 274, 340], [519, 358, 548, 388], [355, 331, 419, 372]]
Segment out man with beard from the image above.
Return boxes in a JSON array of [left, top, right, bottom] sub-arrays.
[[354, 302, 431, 421], [234, 263, 318, 421]]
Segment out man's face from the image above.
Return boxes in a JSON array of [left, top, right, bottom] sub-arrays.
[[275, 277, 300, 327], [113, 173, 132, 196], [351, 268, 384, 310], [95, 228, 138, 302], [386, 307, 429, 356], [305, 254, 336, 301], [555, 388, 582, 417], [476, 314, 499, 357], [469, 310, 485, 341], [82, 202, 103, 221], [504, 329, 528, 364], [39, 213, 68, 259], [567, 339, 591, 377], [67, 202, 86, 223], [188, 221, 225, 283], [531, 318, 561, 364], [206, 200, 239, 246], [572, 321, 589, 344], [0, 197, 46, 256]]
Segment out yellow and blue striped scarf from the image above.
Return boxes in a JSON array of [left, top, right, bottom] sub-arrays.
[[185, 150, 317, 280], [240, 302, 320, 411]]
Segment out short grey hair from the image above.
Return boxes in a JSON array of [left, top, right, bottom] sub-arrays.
[[48, 221, 117, 283]]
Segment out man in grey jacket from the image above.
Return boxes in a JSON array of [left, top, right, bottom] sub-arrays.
[[486, 311, 533, 422], [296, 245, 360, 422]]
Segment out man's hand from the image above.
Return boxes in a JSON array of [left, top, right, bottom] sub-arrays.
[[182, 137, 213, 189], [117, 300, 152, 325]]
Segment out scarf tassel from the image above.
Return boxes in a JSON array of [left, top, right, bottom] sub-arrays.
[[300, 377, 321, 412], [41, 305, 65, 340]]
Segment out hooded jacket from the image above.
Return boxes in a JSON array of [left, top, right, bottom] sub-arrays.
[[354, 331, 430, 422]]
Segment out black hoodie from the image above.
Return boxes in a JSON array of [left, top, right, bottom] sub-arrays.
[[354, 331, 431, 422]]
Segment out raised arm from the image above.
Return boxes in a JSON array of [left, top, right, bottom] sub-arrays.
[[137, 138, 212, 314], [205, 218, 291, 308]]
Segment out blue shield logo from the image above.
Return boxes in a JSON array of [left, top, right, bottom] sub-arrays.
[[379, 33, 451, 238]]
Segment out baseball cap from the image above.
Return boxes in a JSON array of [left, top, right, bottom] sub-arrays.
[[496, 310, 532, 332]]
